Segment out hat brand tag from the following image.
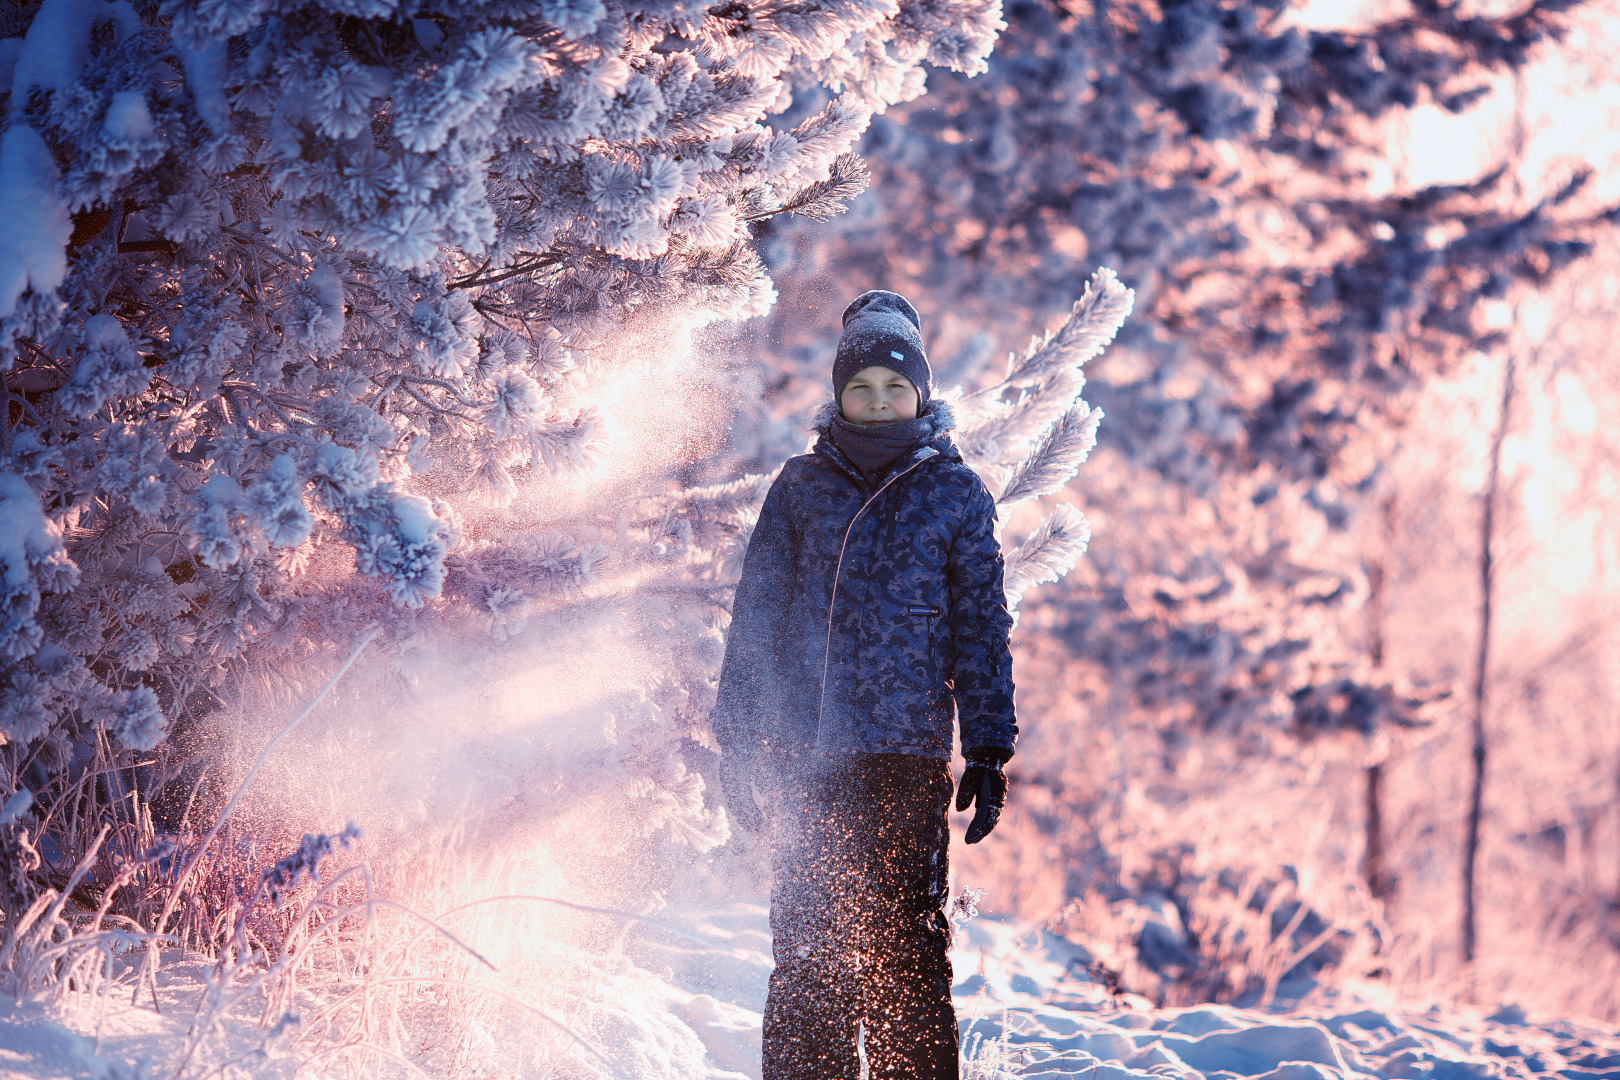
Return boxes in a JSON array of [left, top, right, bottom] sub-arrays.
[[890, 350, 904, 361]]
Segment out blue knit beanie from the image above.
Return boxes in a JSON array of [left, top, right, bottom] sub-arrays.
[[832, 290, 931, 410]]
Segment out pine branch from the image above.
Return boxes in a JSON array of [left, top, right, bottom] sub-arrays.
[[654, 470, 775, 518], [955, 267, 1129, 476], [526, 411, 600, 473], [996, 402, 1103, 507], [637, 469, 779, 553], [956, 367, 1085, 468], [1003, 268, 1134, 385], [742, 155, 872, 223], [448, 251, 567, 290], [1003, 504, 1092, 610]]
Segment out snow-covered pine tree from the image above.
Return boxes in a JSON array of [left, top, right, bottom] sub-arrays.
[[0, 0, 1005, 918]]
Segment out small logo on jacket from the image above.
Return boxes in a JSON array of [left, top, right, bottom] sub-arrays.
[[907, 605, 942, 616]]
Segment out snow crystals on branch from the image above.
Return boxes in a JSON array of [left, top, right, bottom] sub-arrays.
[[949, 268, 1133, 610], [0, 473, 79, 668], [1003, 268, 1136, 386], [995, 402, 1103, 508], [1002, 502, 1091, 613], [956, 269, 1132, 472]]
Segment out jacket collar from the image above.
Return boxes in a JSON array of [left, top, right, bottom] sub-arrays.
[[811, 396, 957, 440], [811, 398, 960, 488]]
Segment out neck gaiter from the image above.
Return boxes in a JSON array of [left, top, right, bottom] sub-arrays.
[[828, 411, 935, 481]]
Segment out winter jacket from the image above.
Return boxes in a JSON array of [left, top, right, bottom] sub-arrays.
[[713, 402, 1017, 761]]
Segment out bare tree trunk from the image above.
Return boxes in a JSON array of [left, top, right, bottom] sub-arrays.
[[1366, 762, 1388, 899], [1465, 350, 1516, 966], [1463, 66, 1530, 974], [1365, 497, 1394, 901]]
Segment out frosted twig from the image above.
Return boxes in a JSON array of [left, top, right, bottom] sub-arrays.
[[365, 897, 498, 970], [996, 403, 1103, 507], [642, 469, 778, 522], [401, 382, 474, 420], [959, 368, 1086, 466], [1004, 504, 1092, 609], [219, 381, 311, 431], [447, 251, 566, 290], [398, 373, 483, 410], [1257, 888, 1316, 1007], [289, 1042, 439, 1080], [1261, 919, 1346, 1008], [1003, 268, 1134, 386], [152, 627, 381, 940], [410, 893, 746, 957], [0, 892, 59, 977], [38, 825, 110, 938], [744, 154, 872, 222]]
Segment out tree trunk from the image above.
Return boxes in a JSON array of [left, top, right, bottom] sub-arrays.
[[1463, 68, 1532, 973], [1366, 762, 1388, 899], [1465, 349, 1517, 966], [1365, 497, 1394, 901]]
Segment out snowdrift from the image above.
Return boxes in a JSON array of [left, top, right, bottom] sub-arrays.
[[3, 903, 1616, 1080]]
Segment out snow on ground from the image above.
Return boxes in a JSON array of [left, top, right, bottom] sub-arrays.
[[3, 904, 1618, 1079], [0, 954, 303, 1080]]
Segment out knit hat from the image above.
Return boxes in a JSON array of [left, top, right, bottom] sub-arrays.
[[832, 290, 931, 411]]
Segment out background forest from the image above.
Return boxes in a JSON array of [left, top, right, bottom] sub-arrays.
[[2, 0, 1619, 1072], [712, 0, 1620, 1020]]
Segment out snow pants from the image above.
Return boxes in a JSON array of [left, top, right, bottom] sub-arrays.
[[763, 751, 959, 1080]]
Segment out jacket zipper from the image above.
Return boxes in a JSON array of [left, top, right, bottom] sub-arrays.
[[815, 448, 939, 739]]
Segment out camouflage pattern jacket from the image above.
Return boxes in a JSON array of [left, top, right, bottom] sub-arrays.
[[713, 403, 1017, 762]]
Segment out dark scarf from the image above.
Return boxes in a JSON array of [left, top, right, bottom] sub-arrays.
[[828, 411, 936, 482]]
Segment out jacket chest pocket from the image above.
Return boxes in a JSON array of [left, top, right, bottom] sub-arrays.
[[907, 604, 943, 682]]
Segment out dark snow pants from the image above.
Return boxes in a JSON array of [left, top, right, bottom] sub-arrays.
[[763, 751, 958, 1080]]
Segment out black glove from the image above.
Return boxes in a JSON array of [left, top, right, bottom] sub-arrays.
[[719, 750, 764, 834], [955, 749, 1010, 844]]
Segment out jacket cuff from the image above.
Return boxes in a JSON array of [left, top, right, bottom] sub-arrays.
[[963, 745, 1013, 766]]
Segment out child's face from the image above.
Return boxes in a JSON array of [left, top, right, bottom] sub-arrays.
[[839, 365, 919, 426]]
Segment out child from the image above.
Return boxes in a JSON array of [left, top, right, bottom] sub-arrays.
[[713, 290, 1017, 1080]]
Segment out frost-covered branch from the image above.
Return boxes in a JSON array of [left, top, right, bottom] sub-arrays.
[[448, 252, 568, 291], [743, 155, 873, 223], [1003, 503, 1092, 610], [1000, 268, 1136, 387], [996, 401, 1104, 508], [956, 269, 1132, 476]]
